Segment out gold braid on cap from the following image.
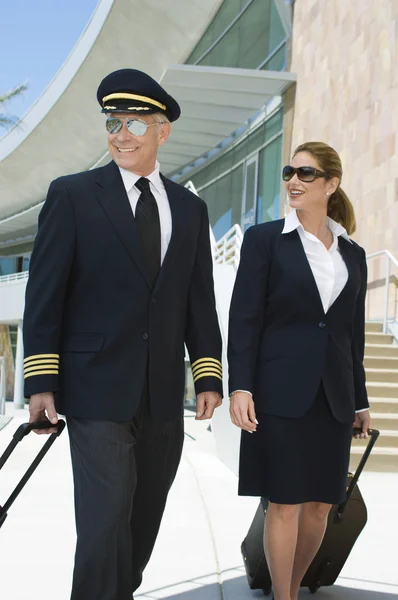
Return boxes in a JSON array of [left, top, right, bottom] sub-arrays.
[[102, 93, 166, 111]]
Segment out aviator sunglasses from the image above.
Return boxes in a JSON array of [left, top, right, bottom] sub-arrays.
[[282, 165, 328, 183], [105, 117, 164, 137]]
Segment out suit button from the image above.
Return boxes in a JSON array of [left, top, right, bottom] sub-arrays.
[[151, 297, 156, 304], [319, 321, 327, 328], [142, 333, 149, 340]]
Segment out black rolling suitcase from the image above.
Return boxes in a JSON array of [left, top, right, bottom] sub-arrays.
[[0, 420, 65, 528], [241, 428, 380, 595]]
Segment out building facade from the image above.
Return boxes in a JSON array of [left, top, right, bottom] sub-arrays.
[[176, 0, 289, 238], [1, 0, 397, 402]]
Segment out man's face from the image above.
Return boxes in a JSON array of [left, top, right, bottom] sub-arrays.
[[107, 113, 170, 175]]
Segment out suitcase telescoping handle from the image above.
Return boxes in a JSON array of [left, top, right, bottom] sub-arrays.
[[336, 427, 380, 521], [0, 420, 65, 528]]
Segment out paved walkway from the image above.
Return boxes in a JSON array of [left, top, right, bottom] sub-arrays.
[[0, 404, 397, 599]]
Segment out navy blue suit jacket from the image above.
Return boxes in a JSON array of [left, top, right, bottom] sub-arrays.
[[23, 161, 222, 421], [228, 219, 369, 424]]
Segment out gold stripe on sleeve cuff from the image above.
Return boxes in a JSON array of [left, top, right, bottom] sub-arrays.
[[24, 359, 59, 370], [191, 357, 222, 370], [192, 361, 222, 377], [24, 370, 59, 379], [193, 371, 223, 383], [192, 366, 222, 381], [24, 354, 59, 364], [24, 364, 59, 376]]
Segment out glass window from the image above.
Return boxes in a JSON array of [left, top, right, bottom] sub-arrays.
[[261, 43, 287, 72], [0, 257, 16, 276], [257, 135, 283, 223], [23, 256, 30, 271], [9, 325, 18, 362], [269, 0, 286, 51], [231, 165, 244, 226], [182, 109, 284, 237], [243, 158, 258, 231], [188, 0, 286, 70], [186, 0, 246, 64], [202, 172, 233, 240]]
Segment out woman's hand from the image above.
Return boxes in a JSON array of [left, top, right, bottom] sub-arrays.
[[353, 409, 371, 439], [229, 391, 257, 433]]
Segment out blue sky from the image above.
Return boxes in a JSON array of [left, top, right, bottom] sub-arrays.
[[0, 0, 98, 119]]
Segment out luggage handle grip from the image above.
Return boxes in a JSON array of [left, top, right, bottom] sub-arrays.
[[13, 420, 65, 442], [0, 419, 66, 527], [0, 420, 65, 473], [336, 427, 379, 521]]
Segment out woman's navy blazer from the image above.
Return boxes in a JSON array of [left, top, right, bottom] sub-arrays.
[[228, 219, 369, 424]]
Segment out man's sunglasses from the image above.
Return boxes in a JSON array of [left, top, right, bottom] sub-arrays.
[[105, 117, 162, 137], [282, 165, 328, 182]]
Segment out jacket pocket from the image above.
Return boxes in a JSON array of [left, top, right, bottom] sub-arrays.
[[62, 333, 104, 352]]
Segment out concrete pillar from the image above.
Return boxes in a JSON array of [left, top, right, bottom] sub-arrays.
[[13, 321, 25, 409]]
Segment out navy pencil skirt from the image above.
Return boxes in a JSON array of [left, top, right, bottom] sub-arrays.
[[238, 383, 353, 505]]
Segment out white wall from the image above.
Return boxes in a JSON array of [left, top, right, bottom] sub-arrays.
[[0, 279, 26, 324]]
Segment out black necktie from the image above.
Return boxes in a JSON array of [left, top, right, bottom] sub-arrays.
[[135, 177, 161, 287]]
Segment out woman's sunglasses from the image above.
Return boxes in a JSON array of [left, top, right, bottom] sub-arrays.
[[105, 117, 162, 137], [282, 165, 328, 182]]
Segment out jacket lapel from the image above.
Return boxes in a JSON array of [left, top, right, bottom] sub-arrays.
[[281, 230, 326, 315], [154, 175, 187, 292], [331, 237, 360, 306], [95, 161, 152, 290]]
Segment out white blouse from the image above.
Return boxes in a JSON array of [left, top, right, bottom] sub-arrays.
[[282, 209, 350, 313]]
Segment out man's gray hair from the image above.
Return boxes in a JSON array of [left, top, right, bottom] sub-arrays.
[[153, 112, 170, 125]]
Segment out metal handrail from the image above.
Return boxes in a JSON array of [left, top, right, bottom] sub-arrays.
[[213, 224, 243, 269], [366, 249, 398, 334], [0, 271, 29, 285]]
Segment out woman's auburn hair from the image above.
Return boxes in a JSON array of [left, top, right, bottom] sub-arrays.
[[293, 141, 356, 235]]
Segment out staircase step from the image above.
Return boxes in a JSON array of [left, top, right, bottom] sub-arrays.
[[364, 356, 398, 369], [365, 332, 394, 345], [366, 381, 398, 398], [370, 412, 398, 430], [365, 344, 398, 357], [368, 397, 398, 413], [365, 368, 398, 383], [365, 322, 384, 333], [350, 446, 398, 472]]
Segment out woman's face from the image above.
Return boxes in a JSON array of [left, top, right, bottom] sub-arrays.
[[285, 151, 337, 212]]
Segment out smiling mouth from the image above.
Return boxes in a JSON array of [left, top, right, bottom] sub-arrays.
[[289, 189, 305, 197], [117, 147, 138, 153]]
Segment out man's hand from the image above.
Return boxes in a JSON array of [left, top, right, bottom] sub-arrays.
[[29, 392, 58, 435], [353, 409, 371, 439], [196, 392, 222, 420], [230, 391, 257, 433]]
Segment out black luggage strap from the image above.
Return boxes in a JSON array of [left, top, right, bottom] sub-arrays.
[[0, 420, 65, 527], [335, 427, 379, 522]]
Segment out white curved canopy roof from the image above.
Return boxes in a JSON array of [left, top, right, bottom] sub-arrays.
[[0, 0, 295, 251], [0, 0, 223, 248]]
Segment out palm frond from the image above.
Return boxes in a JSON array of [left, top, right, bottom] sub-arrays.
[[0, 113, 18, 129], [0, 83, 28, 106]]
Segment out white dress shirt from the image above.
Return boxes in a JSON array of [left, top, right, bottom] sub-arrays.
[[118, 161, 172, 263], [233, 210, 368, 412], [282, 209, 350, 313]]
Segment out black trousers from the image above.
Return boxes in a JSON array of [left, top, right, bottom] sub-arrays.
[[67, 393, 184, 600]]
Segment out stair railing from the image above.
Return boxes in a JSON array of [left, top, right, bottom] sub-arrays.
[[366, 250, 398, 334]]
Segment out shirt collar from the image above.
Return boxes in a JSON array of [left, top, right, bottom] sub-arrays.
[[282, 209, 352, 243], [118, 160, 162, 195]]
